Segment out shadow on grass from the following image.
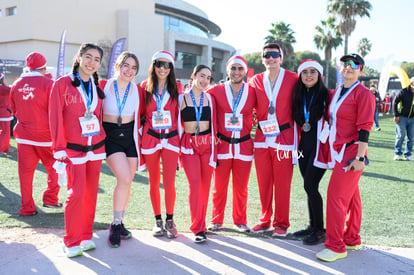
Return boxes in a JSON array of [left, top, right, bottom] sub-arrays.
[[362, 171, 414, 184]]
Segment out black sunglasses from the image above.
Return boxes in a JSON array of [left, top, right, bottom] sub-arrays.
[[153, 60, 172, 69], [263, 51, 282, 59]]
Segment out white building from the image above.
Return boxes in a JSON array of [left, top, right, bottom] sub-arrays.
[[0, 0, 234, 83]]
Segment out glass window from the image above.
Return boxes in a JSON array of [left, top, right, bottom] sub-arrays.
[[6, 6, 17, 16], [158, 14, 208, 38], [175, 52, 201, 70], [212, 57, 223, 74]]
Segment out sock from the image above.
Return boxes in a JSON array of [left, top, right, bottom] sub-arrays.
[[113, 211, 122, 225], [155, 214, 162, 221], [166, 214, 173, 221], [121, 210, 125, 223]]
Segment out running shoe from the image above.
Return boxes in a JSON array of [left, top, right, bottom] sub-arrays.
[[152, 219, 165, 237], [165, 219, 178, 239], [316, 248, 347, 262], [108, 223, 122, 248]]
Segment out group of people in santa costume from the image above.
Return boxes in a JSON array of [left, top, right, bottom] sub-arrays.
[[5, 41, 374, 261]]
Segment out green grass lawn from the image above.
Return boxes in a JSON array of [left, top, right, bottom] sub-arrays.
[[1, 114, 413, 247]]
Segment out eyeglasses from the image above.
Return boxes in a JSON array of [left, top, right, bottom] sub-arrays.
[[153, 60, 172, 69], [263, 51, 281, 59], [341, 60, 361, 70]]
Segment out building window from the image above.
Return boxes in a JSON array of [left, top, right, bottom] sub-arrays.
[[159, 14, 208, 38], [175, 52, 201, 70], [6, 6, 17, 16]]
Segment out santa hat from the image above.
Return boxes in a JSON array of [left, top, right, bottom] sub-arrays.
[[26, 52, 47, 70], [297, 59, 323, 76], [0, 73, 4, 80], [152, 50, 175, 65], [226, 55, 248, 72]]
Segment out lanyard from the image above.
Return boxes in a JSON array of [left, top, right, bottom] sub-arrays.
[[189, 89, 204, 125], [77, 73, 92, 110], [303, 91, 314, 123], [230, 83, 244, 116], [155, 86, 166, 112], [114, 80, 131, 117]]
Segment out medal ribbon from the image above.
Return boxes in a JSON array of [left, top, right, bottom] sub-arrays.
[[155, 86, 166, 112], [230, 83, 244, 116], [77, 72, 92, 110], [303, 92, 314, 123], [114, 80, 131, 117], [189, 89, 204, 127]]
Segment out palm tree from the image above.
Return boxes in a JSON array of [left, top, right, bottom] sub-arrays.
[[264, 21, 296, 62], [357, 37, 372, 57], [327, 0, 372, 54], [314, 17, 343, 87]]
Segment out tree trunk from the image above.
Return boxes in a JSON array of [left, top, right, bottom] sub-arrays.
[[344, 34, 349, 55]]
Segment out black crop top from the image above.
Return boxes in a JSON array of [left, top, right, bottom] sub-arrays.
[[181, 96, 211, 122]]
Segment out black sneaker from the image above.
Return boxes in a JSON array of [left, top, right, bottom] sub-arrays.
[[293, 226, 313, 237], [303, 229, 326, 245], [120, 223, 132, 239], [194, 231, 207, 244], [108, 223, 122, 248]]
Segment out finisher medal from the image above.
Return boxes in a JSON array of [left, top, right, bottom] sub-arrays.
[[117, 116, 122, 127], [230, 115, 239, 125], [84, 110, 93, 120], [154, 112, 163, 123], [195, 124, 200, 136], [302, 122, 311, 132], [268, 105, 275, 115]]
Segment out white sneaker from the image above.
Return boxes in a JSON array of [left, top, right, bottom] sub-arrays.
[[62, 245, 83, 258], [394, 155, 401, 160], [403, 156, 413, 161], [234, 224, 250, 233], [207, 223, 223, 232], [80, 239, 96, 251]]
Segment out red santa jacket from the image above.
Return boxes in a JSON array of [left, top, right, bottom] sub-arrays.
[[178, 92, 217, 168], [49, 74, 106, 164], [139, 81, 180, 155], [328, 81, 375, 163], [207, 81, 256, 162], [250, 69, 299, 152], [0, 85, 12, 121], [10, 71, 53, 145]]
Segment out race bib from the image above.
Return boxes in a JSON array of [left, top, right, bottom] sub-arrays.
[[79, 115, 100, 137], [259, 118, 280, 137], [152, 111, 172, 130], [225, 113, 243, 132]]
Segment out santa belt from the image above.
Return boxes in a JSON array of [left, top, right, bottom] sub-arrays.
[[147, 128, 178, 139], [258, 122, 290, 132], [67, 140, 105, 152], [217, 133, 250, 144]]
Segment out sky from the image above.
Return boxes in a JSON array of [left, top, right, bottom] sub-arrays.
[[184, 0, 413, 71]]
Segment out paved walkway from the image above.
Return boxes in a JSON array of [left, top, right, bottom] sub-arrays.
[[1, 228, 413, 274]]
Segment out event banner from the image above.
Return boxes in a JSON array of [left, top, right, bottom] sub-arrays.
[[56, 30, 67, 77], [107, 38, 127, 79]]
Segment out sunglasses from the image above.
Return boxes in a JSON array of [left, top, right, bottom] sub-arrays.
[[341, 60, 361, 70], [263, 51, 281, 59], [153, 60, 172, 69]]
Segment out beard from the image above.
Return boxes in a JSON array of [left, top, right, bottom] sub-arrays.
[[231, 79, 243, 85]]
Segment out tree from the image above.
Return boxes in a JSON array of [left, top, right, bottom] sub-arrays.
[[357, 37, 372, 57], [264, 21, 296, 66], [400, 62, 414, 78], [314, 17, 343, 87], [243, 52, 265, 75], [327, 0, 372, 54]]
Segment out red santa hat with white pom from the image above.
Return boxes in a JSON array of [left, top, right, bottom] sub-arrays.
[[226, 55, 248, 72], [297, 59, 323, 76], [152, 50, 175, 65]]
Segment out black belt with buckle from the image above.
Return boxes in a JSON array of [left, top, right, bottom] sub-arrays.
[[147, 128, 178, 139], [67, 140, 105, 152], [217, 133, 251, 144]]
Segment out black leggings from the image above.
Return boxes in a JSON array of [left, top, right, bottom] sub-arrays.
[[298, 128, 326, 231]]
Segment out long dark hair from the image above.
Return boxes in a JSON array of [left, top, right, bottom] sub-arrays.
[[145, 60, 178, 106], [71, 43, 105, 99], [292, 72, 330, 125]]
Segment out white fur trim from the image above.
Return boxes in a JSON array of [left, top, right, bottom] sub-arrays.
[[297, 61, 323, 75]]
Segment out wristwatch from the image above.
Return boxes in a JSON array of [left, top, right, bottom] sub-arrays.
[[355, 156, 365, 162]]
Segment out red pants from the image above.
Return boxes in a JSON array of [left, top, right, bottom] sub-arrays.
[[181, 134, 214, 234], [64, 160, 102, 248], [0, 120, 11, 152], [254, 148, 293, 229], [325, 146, 363, 253], [17, 143, 60, 215], [211, 158, 251, 225], [144, 149, 178, 216]]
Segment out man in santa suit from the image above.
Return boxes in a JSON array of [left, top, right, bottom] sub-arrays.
[[249, 43, 298, 237], [0, 73, 13, 154], [207, 56, 256, 232], [10, 52, 61, 216]]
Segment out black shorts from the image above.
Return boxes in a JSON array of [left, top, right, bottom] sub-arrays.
[[103, 121, 138, 158]]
